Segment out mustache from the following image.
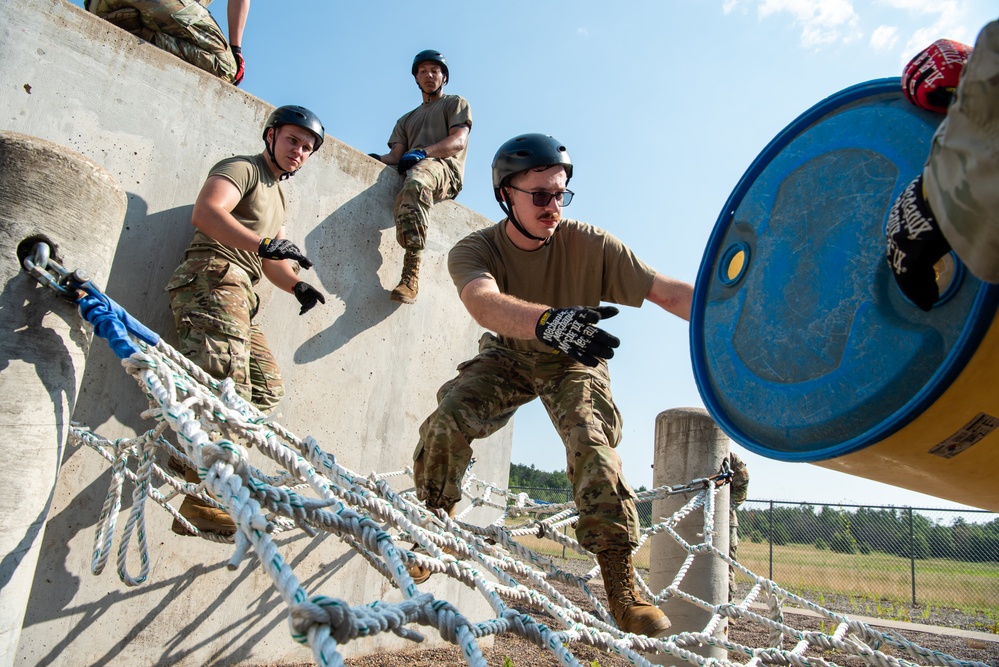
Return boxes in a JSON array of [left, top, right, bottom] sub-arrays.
[[538, 212, 561, 222]]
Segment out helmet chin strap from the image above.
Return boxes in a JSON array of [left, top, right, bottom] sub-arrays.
[[500, 200, 557, 245], [265, 130, 298, 181], [416, 77, 445, 97]]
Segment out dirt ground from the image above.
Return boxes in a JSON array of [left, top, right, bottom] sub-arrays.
[[251, 561, 999, 667]]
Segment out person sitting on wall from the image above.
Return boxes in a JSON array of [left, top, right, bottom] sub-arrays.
[[164, 105, 326, 537], [368, 49, 472, 305], [85, 0, 249, 85], [886, 20, 999, 310]]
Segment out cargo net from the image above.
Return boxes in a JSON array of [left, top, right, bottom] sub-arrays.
[[68, 338, 992, 667]]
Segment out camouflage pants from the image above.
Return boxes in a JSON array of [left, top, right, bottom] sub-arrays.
[[86, 0, 237, 83], [924, 19, 999, 283], [413, 334, 640, 553], [166, 255, 284, 413], [394, 158, 461, 251]]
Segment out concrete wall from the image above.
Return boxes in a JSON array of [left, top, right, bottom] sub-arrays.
[[1, 1, 511, 665]]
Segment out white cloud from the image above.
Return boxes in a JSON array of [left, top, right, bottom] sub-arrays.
[[756, 0, 862, 48], [870, 24, 899, 50], [577, 27, 590, 37]]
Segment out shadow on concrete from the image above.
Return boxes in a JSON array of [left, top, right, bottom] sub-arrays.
[[0, 273, 83, 592], [296, 170, 403, 363], [25, 528, 352, 667], [71, 194, 192, 437]]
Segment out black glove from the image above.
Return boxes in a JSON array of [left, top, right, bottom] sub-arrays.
[[293, 281, 325, 315], [231, 45, 245, 86], [258, 237, 313, 270], [885, 175, 951, 311], [367, 153, 382, 161], [535, 306, 620, 367], [397, 148, 427, 174]]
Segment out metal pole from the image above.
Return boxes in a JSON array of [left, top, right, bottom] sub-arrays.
[[769, 500, 774, 581], [908, 507, 916, 605]]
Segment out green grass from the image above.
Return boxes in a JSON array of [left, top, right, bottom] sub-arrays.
[[737, 540, 999, 609]]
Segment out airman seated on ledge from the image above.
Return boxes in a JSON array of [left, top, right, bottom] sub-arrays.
[[164, 105, 326, 537], [369, 49, 472, 305], [85, 0, 249, 85]]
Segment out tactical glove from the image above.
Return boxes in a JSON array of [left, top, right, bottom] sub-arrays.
[[258, 237, 313, 270], [231, 45, 245, 86], [293, 281, 325, 315], [368, 153, 382, 161], [885, 175, 951, 311], [397, 148, 427, 174], [535, 306, 620, 367], [902, 39, 972, 113]]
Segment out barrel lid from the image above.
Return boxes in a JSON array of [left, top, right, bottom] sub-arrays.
[[691, 78, 999, 462]]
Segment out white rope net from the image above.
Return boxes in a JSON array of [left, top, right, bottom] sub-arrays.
[[70, 339, 991, 667]]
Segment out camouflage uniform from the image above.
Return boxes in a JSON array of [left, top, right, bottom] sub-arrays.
[[923, 19, 999, 283], [165, 154, 287, 413], [85, 0, 237, 83], [414, 334, 639, 553], [388, 94, 471, 250], [394, 158, 461, 250], [728, 452, 749, 595], [166, 254, 284, 412]]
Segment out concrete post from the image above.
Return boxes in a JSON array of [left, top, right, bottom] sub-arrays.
[[649, 407, 730, 662], [0, 132, 125, 666]]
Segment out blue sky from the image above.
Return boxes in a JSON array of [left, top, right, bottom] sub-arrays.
[[75, 1, 996, 510]]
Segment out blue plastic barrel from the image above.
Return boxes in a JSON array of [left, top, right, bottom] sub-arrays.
[[691, 79, 999, 510]]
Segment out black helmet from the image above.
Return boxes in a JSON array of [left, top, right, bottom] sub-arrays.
[[262, 105, 325, 153], [411, 49, 449, 83], [492, 133, 573, 202]]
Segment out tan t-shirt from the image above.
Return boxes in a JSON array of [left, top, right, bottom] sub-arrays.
[[389, 94, 472, 186], [448, 219, 657, 353], [186, 153, 286, 284]]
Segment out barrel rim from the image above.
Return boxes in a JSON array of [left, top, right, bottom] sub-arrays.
[[690, 77, 999, 462]]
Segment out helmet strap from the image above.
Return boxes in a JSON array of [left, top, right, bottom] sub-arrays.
[[265, 127, 298, 180], [500, 199, 556, 245]]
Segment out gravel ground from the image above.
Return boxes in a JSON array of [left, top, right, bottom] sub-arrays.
[[254, 558, 999, 667]]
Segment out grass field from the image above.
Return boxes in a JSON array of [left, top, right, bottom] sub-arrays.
[[510, 529, 999, 615]]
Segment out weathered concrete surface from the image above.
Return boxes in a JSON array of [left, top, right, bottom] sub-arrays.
[[649, 407, 729, 663], [0, 2, 511, 665], [0, 131, 127, 666]]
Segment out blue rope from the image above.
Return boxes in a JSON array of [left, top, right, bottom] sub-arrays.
[[77, 285, 160, 359]]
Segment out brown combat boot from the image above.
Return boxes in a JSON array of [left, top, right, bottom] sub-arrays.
[[406, 504, 457, 584], [390, 250, 421, 304], [596, 547, 672, 637], [171, 466, 236, 537]]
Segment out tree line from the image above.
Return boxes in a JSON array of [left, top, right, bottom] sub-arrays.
[[739, 504, 999, 563]]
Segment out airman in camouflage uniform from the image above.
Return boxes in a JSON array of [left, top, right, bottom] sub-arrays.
[[369, 50, 472, 305], [728, 452, 749, 596], [85, 0, 247, 84], [165, 106, 327, 536], [409, 133, 695, 638], [923, 20, 999, 284], [886, 20, 999, 309]]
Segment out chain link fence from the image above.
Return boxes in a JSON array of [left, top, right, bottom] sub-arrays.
[[509, 488, 999, 631]]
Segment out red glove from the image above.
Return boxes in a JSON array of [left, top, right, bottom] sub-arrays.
[[902, 39, 972, 113], [231, 45, 245, 86]]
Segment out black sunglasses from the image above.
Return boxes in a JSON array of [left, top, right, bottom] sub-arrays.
[[507, 185, 574, 207]]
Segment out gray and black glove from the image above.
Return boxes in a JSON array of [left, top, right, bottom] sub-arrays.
[[293, 281, 325, 315], [258, 237, 313, 270], [885, 174, 951, 311], [535, 306, 620, 367]]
